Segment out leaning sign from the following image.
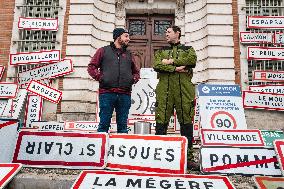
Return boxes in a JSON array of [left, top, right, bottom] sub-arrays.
[[23, 95, 43, 128], [107, 134, 187, 174], [18, 17, 58, 31], [198, 84, 247, 130], [253, 70, 284, 82], [0, 66, 4, 80], [27, 80, 62, 104], [243, 91, 284, 111], [71, 170, 235, 189], [18, 59, 73, 86], [247, 47, 284, 60], [247, 16, 284, 29], [200, 146, 281, 176], [10, 50, 60, 65], [0, 163, 22, 189], [13, 131, 108, 169]]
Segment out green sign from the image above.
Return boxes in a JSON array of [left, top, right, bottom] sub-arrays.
[[261, 130, 284, 147]]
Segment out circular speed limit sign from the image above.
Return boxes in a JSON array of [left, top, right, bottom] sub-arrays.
[[210, 111, 237, 129]]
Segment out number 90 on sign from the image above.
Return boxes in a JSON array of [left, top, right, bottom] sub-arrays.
[[210, 111, 237, 129]]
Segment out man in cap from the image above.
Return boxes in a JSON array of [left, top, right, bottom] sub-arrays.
[[88, 28, 140, 133]]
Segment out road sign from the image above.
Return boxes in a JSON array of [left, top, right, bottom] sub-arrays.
[[18, 59, 73, 86], [247, 16, 284, 29], [249, 84, 284, 94], [107, 134, 187, 174], [243, 91, 284, 111], [71, 170, 236, 189], [0, 119, 19, 162], [27, 80, 62, 103], [247, 46, 284, 61], [18, 17, 58, 31], [273, 140, 284, 175], [198, 84, 247, 130], [201, 129, 265, 147], [200, 146, 281, 176], [253, 70, 284, 82], [13, 131, 108, 169], [0, 163, 22, 189], [0, 83, 18, 99], [240, 32, 273, 43], [23, 95, 43, 128], [254, 176, 284, 189], [10, 50, 60, 65], [30, 121, 64, 131], [261, 130, 284, 147]]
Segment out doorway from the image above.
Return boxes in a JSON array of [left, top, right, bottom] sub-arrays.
[[126, 14, 174, 68]]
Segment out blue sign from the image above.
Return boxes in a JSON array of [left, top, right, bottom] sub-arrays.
[[198, 84, 241, 97]]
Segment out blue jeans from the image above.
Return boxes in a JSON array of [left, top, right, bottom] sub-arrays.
[[98, 93, 131, 133]]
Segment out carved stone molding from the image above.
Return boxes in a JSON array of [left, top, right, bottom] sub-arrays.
[[176, 0, 185, 20], [115, 0, 126, 20]]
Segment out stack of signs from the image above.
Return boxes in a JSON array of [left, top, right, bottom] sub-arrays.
[[244, 85, 284, 111], [0, 163, 22, 188], [198, 84, 247, 130], [0, 119, 19, 162]]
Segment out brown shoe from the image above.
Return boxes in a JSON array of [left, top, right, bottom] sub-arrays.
[[187, 161, 199, 171]]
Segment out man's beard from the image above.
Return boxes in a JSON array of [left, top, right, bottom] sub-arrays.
[[118, 39, 128, 48]]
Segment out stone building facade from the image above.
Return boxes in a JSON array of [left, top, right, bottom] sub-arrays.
[[0, 0, 283, 129]]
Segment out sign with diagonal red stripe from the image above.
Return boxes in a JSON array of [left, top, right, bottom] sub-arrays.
[[200, 146, 282, 176], [71, 170, 236, 189], [0, 163, 22, 189]]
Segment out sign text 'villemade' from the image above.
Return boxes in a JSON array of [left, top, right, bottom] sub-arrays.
[[243, 91, 284, 111], [13, 131, 108, 169], [71, 170, 235, 189], [10, 50, 60, 65], [18, 17, 58, 31], [201, 129, 264, 147], [201, 146, 281, 176], [247, 16, 284, 29], [198, 84, 247, 130], [247, 47, 284, 60], [107, 134, 187, 174]]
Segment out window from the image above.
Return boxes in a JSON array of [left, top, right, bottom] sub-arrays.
[[245, 0, 284, 85], [154, 20, 172, 36], [129, 20, 146, 36], [16, 0, 60, 74]]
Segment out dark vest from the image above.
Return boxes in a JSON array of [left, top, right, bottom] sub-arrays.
[[99, 45, 133, 90]]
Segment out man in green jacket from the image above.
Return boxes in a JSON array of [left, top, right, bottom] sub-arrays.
[[154, 26, 197, 168]]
